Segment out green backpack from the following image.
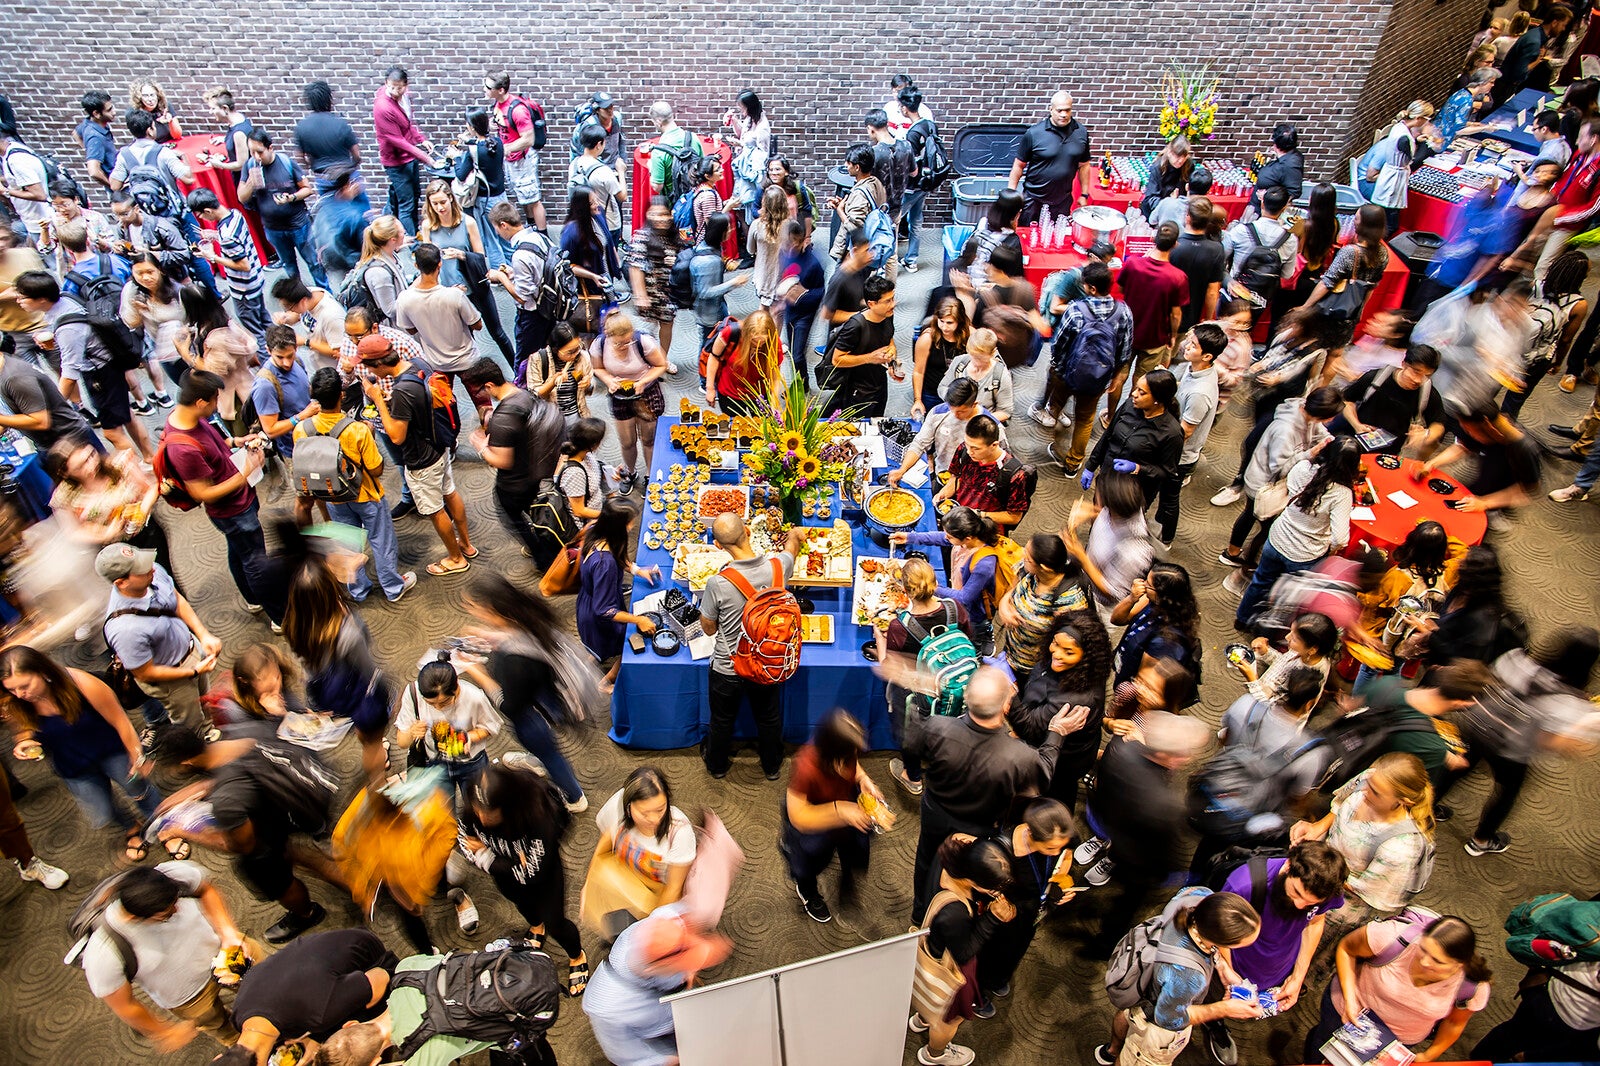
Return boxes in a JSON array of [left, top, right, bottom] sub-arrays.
[[1505, 893, 1600, 967], [904, 600, 979, 717]]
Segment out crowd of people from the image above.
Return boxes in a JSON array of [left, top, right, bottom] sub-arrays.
[[0, 19, 1599, 1064]]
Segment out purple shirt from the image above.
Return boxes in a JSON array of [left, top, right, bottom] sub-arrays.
[[1223, 858, 1343, 987]]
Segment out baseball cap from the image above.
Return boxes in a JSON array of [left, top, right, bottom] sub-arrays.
[[357, 334, 395, 362], [591, 92, 616, 109], [95, 543, 157, 582]]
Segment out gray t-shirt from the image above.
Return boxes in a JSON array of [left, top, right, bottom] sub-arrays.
[[1175, 362, 1220, 466], [394, 284, 482, 372], [0, 352, 94, 450], [104, 563, 192, 670], [83, 861, 218, 1008], [699, 552, 795, 675]]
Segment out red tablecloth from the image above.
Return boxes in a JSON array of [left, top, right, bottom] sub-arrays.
[[1349, 454, 1486, 554], [168, 134, 270, 262], [1081, 182, 1252, 223], [1398, 189, 1462, 236], [1018, 232, 1085, 295], [630, 135, 737, 259], [1355, 240, 1411, 338]]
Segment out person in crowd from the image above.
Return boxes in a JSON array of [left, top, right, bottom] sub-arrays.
[[827, 144, 887, 262], [216, 642, 307, 730], [0, 304, 97, 453], [119, 250, 187, 384], [1417, 405, 1541, 531], [888, 378, 1004, 485], [1238, 610, 1338, 703], [910, 834, 1019, 1066], [97, 535, 217, 731], [81, 862, 255, 1052], [933, 413, 1029, 531], [689, 213, 751, 349], [357, 333, 475, 577], [1236, 436, 1360, 632], [1304, 913, 1492, 1063], [1107, 222, 1188, 416], [823, 271, 897, 417], [226, 929, 396, 1061], [1038, 240, 1116, 336], [687, 155, 726, 247], [1436, 68, 1498, 145], [0, 643, 171, 863], [956, 189, 1023, 298], [1169, 196, 1225, 333], [973, 799, 1078, 1006], [582, 766, 697, 937], [0, 223, 48, 369], [627, 197, 683, 365], [350, 216, 412, 327], [239, 129, 325, 287], [762, 155, 817, 240], [199, 87, 253, 187], [1358, 103, 1433, 233], [1292, 753, 1436, 924], [782, 709, 890, 923], [160, 370, 284, 625], [748, 185, 791, 312], [391, 241, 487, 421], [0, 759, 68, 890], [1332, 342, 1444, 455], [269, 275, 345, 369], [458, 573, 589, 811], [555, 417, 608, 523], [75, 90, 119, 191], [578, 499, 660, 692], [995, 533, 1090, 676], [464, 355, 565, 559], [1301, 204, 1392, 351], [972, 242, 1044, 368], [562, 187, 620, 339], [1094, 887, 1264, 1066], [456, 105, 510, 268], [1007, 91, 1090, 224], [484, 72, 548, 233], [1152, 323, 1226, 544], [1007, 616, 1112, 810], [865, 108, 912, 240], [704, 307, 783, 416], [1038, 260, 1133, 470], [1473, 906, 1600, 1060], [1060, 473, 1154, 616], [1148, 166, 1209, 232], [526, 320, 594, 425], [180, 283, 262, 432], [127, 81, 179, 141], [1217, 387, 1342, 575], [911, 294, 971, 419], [820, 227, 874, 343], [455, 761, 589, 995], [1108, 561, 1202, 689], [1084, 368, 1183, 506], [486, 200, 559, 359], [1248, 123, 1305, 215], [889, 507, 1005, 665], [1201, 842, 1347, 1064], [393, 653, 499, 797], [46, 437, 171, 579], [370, 68, 436, 237], [1224, 186, 1298, 308], [939, 327, 1015, 422], [590, 310, 668, 489], [0, 124, 53, 248], [644, 98, 700, 197], [1505, 248, 1588, 419], [418, 181, 515, 365]]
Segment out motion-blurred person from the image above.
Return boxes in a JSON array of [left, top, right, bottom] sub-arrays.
[[1415, 404, 1541, 532], [47, 437, 178, 590], [1344, 661, 1490, 790], [1216, 388, 1341, 575], [1039, 260, 1133, 473], [332, 768, 456, 955], [1415, 280, 1534, 424], [1411, 543, 1522, 675], [976, 799, 1079, 1006], [1059, 474, 1152, 617], [0, 761, 68, 890], [581, 766, 697, 939], [1235, 611, 1338, 703], [782, 710, 892, 923], [1108, 562, 1202, 689], [909, 834, 1019, 1066], [1007, 616, 1112, 810], [1502, 249, 1588, 420], [1329, 343, 1444, 457]]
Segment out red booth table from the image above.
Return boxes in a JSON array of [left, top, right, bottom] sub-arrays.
[[1082, 182, 1251, 223], [1348, 454, 1486, 554], [630, 135, 738, 259], [1018, 231, 1086, 293], [169, 134, 270, 262], [1398, 189, 1460, 237]]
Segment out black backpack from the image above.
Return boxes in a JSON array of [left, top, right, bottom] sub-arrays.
[[649, 136, 704, 205], [668, 245, 713, 310], [908, 119, 953, 192], [998, 454, 1037, 518], [247, 737, 340, 836], [339, 260, 404, 326], [1315, 708, 1441, 794], [1202, 848, 1281, 910], [1189, 698, 1325, 838], [6, 142, 86, 207], [58, 259, 143, 371], [64, 870, 202, 982], [393, 942, 560, 1060], [534, 242, 580, 325], [1233, 223, 1290, 301]]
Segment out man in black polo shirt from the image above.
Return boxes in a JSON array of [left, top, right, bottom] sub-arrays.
[[1007, 91, 1092, 225], [822, 272, 897, 417], [1168, 196, 1226, 331]]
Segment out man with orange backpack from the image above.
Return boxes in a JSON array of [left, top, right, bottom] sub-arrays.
[[699, 512, 805, 780]]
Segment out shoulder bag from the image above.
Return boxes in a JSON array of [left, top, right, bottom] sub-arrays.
[[909, 889, 969, 1022]]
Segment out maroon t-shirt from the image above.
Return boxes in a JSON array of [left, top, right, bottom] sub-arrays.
[[1115, 254, 1190, 352], [162, 419, 255, 519], [786, 744, 859, 805]]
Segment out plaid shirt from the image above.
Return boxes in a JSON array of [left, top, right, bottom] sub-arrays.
[[338, 325, 430, 430], [948, 445, 1029, 520]]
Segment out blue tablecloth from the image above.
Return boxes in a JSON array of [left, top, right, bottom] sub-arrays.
[[1, 450, 53, 524], [608, 417, 944, 751], [1474, 88, 1554, 155]]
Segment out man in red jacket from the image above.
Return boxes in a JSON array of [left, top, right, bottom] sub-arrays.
[[372, 66, 439, 237], [1534, 119, 1600, 281]]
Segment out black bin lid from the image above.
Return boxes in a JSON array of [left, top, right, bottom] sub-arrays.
[[951, 124, 1028, 177]]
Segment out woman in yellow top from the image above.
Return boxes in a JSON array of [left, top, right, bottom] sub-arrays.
[[291, 366, 417, 603], [1355, 521, 1465, 693]]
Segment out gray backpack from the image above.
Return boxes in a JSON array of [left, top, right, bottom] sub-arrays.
[[1105, 888, 1216, 1011], [292, 416, 364, 502]]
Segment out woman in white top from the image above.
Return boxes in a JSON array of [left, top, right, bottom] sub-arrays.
[[1235, 437, 1360, 633], [589, 311, 667, 487], [557, 417, 607, 521], [938, 328, 1014, 422], [723, 89, 772, 222], [393, 653, 502, 800], [1360, 101, 1435, 232], [582, 766, 698, 935], [119, 252, 185, 389]]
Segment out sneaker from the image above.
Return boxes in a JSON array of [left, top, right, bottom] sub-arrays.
[[902, 259, 919, 273], [1073, 836, 1109, 866], [150, 391, 175, 409], [1551, 485, 1590, 502], [387, 572, 418, 602], [615, 469, 635, 496], [1485, 511, 1510, 533], [1222, 570, 1250, 597], [500, 751, 548, 776], [16, 856, 68, 890], [797, 883, 832, 923], [74, 622, 94, 642], [448, 887, 479, 934], [988, 982, 1011, 999], [138, 726, 162, 754], [243, 601, 265, 613], [763, 767, 782, 782], [1029, 405, 1059, 428], [1093, 1046, 1115, 1066], [972, 998, 996, 1020], [1216, 551, 1244, 568], [565, 792, 590, 814], [889, 758, 924, 796], [390, 500, 417, 520], [665, 359, 681, 375], [1465, 832, 1511, 856], [1434, 803, 1453, 822], [130, 397, 155, 416], [1210, 484, 1243, 507], [918, 1043, 974, 1066], [269, 621, 283, 635], [1205, 1022, 1238, 1066], [909, 1013, 930, 1034], [264, 902, 326, 943], [1561, 374, 1580, 393], [1083, 855, 1115, 887]]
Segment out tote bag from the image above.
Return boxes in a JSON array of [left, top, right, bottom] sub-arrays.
[[909, 890, 969, 1021]]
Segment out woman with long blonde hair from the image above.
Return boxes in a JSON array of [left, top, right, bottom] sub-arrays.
[[354, 214, 412, 322], [419, 179, 515, 362], [706, 308, 784, 416], [748, 184, 792, 314]]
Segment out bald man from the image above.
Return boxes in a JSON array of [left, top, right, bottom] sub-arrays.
[[1008, 91, 1092, 225], [897, 663, 1087, 920], [698, 515, 804, 779]]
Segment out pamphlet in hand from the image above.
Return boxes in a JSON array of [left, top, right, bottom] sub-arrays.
[[1356, 428, 1395, 452], [1320, 1010, 1415, 1066], [231, 448, 265, 487]]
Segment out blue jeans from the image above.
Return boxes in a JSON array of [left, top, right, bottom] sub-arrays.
[[62, 751, 161, 830], [472, 193, 511, 270], [1352, 662, 1394, 695], [1576, 444, 1600, 492], [900, 189, 927, 263], [385, 162, 422, 235], [328, 498, 406, 600], [1235, 540, 1318, 633], [234, 291, 271, 359], [510, 711, 584, 805], [209, 501, 284, 623], [787, 307, 818, 381], [264, 221, 329, 288]]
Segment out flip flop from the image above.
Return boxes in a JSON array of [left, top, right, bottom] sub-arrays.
[[566, 960, 590, 996], [123, 830, 149, 864], [427, 559, 470, 576], [462, 546, 480, 559], [164, 838, 191, 861]]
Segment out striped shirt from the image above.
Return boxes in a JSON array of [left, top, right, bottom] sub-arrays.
[[215, 209, 263, 299]]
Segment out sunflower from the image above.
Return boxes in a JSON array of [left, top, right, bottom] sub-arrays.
[[779, 431, 805, 454], [797, 456, 822, 480]]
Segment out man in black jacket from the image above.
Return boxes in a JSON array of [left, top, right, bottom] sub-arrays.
[[1248, 123, 1304, 216]]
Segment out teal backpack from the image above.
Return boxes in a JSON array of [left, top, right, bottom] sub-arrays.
[[904, 600, 979, 717]]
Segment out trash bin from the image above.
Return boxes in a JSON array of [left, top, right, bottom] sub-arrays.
[[940, 224, 975, 285], [950, 124, 1027, 225]]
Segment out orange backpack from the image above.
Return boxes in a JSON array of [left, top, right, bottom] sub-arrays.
[[720, 559, 801, 684]]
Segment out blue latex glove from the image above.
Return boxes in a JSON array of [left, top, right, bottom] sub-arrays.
[[1080, 470, 1095, 490], [1112, 459, 1138, 474]]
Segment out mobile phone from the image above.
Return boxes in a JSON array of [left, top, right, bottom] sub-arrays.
[[627, 632, 647, 654]]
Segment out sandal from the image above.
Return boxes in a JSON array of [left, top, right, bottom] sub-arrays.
[[566, 960, 590, 996], [427, 558, 470, 576], [123, 830, 149, 864], [164, 838, 191, 861], [462, 546, 480, 559]]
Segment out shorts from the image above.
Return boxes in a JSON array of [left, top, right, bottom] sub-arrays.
[[403, 450, 456, 516], [506, 153, 542, 205], [1118, 1006, 1190, 1066], [84, 363, 132, 429]]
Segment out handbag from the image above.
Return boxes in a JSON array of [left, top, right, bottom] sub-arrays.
[[641, 380, 666, 418], [572, 292, 607, 335], [1314, 277, 1375, 323], [539, 521, 590, 598], [1254, 478, 1292, 519], [909, 890, 969, 1022]]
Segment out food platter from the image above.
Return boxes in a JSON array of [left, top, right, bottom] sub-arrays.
[[696, 484, 750, 526], [800, 614, 835, 644], [792, 520, 854, 586], [671, 542, 733, 591], [851, 557, 909, 628], [864, 486, 925, 530]]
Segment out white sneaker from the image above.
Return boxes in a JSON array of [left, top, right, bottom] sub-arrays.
[[919, 1042, 975, 1066], [565, 792, 590, 814], [1210, 485, 1242, 507], [665, 360, 681, 375], [1028, 405, 1059, 429], [448, 887, 479, 934], [74, 623, 94, 642], [16, 856, 68, 890], [1083, 855, 1115, 887], [909, 1013, 930, 1034], [388, 572, 418, 602], [1073, 835, 1109, 866], [1222, 570, 1250, 597], [500, 751, 548, 776], [1550, 484, 1589, 502]]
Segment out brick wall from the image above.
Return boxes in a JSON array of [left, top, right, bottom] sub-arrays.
[[1, 0, 1480, 226]]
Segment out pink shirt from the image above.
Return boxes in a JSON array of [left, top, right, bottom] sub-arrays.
[[372, 89, 427, 168], [1332, 918, 1491, 1044]]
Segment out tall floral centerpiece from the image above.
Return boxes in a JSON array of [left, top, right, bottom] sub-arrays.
[[742, 377, 858, 524], [1158, 64, 1219, 141]]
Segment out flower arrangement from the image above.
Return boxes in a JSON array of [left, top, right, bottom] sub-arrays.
[[1158, 64, 1219, 141], [741, 376, 858, 513]]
